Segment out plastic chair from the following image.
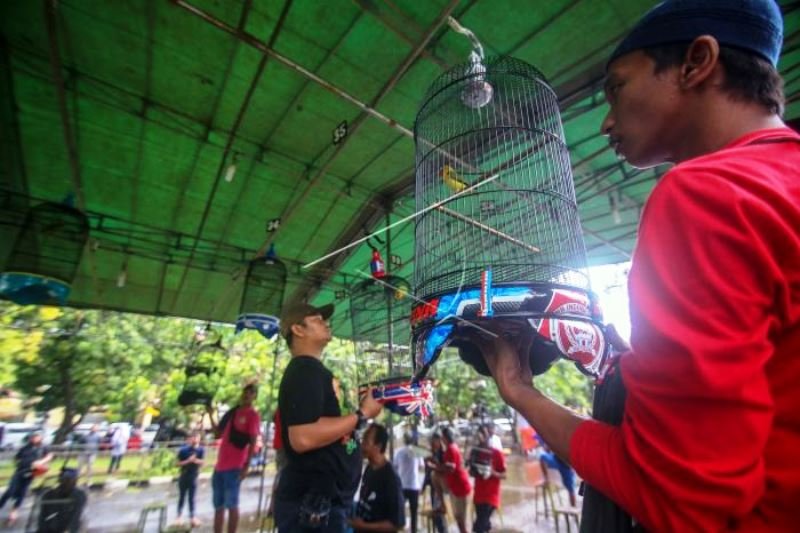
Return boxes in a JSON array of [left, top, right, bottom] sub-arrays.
[[539, 461, 581, 533], [545, 484, 580, 533], [137, 502, 167, 533]]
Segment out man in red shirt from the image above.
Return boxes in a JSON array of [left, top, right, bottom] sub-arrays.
[[212, 383, 261, 533], [433, 427, 471, 533], [458, 1, 799, 531], [467, 425, 506, 533]]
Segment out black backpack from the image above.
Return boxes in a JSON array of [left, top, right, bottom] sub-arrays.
[[218, 407, 252, 450]]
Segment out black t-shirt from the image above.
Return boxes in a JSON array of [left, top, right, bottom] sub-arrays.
[[355, 462, 405, 532], [177, 445, 204, 480], [38, 487, 87, 533], [277, 355, 361, 505], [16, 443, 48, 478]]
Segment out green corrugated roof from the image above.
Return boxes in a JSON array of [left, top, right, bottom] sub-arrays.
[[1, 0, 798, 339]]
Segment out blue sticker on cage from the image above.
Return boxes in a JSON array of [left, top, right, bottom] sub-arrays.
[[423, 323, 454, 365], [235, 313, 280, 339], [435, 286, 530, 320]]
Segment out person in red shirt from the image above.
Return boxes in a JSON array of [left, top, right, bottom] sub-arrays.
[[456, 1, 799, 532], [266, 409, 285, 519], [127, 430, 142, 451], [211, 383, 261, 533], [467, 425, 506, 533], [433, 427, 471, 533]]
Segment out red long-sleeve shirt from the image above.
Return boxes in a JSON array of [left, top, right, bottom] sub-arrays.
[[570, 128, 800, 532]]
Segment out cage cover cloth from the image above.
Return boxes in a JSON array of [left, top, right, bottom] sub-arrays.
[[358, 377, 434, 417], [570, 128, 800, 532]]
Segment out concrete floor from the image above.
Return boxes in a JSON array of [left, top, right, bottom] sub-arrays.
[[2, 456, 576, 532]]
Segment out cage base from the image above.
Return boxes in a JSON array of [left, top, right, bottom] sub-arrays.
[[0, 272, 71, 306]]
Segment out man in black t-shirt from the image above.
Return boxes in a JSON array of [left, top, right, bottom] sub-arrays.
[[37, 468, 87, 533], [274, 302, 383, 533], [351, 424, 405, 533], [0, 431, 53, 525]]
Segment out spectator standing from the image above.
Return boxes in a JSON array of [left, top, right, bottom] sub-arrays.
[[37, 467, 87, 533], [0, 431, 53, 525], [176, 432, 205, 527], [393, 433, 424, 533], [273, 302, 382, 533], [468, 425, 507, 533], [350, 424, 405, 533], [422, 433, 447, 533], [77, 424, 100, 483], [211, 383, 261, 533], [108, 427, 128, 474], [436, 427, 471, 533]]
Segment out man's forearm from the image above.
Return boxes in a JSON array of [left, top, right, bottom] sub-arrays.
[[509, 387, 586, 461], [288, 414, 357, 453], [244, 445, 255, 471]]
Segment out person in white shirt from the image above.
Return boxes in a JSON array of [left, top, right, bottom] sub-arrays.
[[486, 423, 502, 452], [393, 433, 424, 533]]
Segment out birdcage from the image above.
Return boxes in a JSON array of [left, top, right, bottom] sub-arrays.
[[0, 201, 89, 305], [178, 337, 227, 407], [235, 251, 287, 340], [411, 56, 608, 379], [350, 276, 433, 416], [350, 275, 412, 347]]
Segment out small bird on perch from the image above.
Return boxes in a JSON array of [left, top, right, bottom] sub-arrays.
[[439, 164, 470, 193]]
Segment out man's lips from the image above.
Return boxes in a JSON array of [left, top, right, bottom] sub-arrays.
[[609, 137, 623, 156]]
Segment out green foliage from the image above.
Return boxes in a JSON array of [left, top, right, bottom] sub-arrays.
[[0, 301, 594, 441], [147, 448, 177, 477], [535, 360, 593, 412]]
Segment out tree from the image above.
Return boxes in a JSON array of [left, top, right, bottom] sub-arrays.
[[1, 301, 594, 445], [3, 304, 195, 441]]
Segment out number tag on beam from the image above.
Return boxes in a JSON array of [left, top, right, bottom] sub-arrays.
[[333, 121, 348, 144]]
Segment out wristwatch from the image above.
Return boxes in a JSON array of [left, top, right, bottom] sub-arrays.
[[354, 409, 368, 430]]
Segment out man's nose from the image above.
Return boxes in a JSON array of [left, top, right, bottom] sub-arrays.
[[601, 110, 614, 136]]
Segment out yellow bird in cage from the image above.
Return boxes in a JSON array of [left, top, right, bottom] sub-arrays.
[[440, 165, 469, 193]]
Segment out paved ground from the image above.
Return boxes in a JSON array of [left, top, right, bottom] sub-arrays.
[[2, 456, 575, 532]]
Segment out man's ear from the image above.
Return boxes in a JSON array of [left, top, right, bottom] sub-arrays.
[[290, 322, 304, 340], [680, 35, 720, 89]]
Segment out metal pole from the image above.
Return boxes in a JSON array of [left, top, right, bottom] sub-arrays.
[[385, 212, 395, 459], [256, 343, 282, 531]]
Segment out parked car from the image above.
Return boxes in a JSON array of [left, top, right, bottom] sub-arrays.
[[0, 423, 45, 450], [141, 424, 159, 448], [492, 417, 514, 436]]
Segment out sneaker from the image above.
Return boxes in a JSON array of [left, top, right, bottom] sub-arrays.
[[190, 517, 201, 527]]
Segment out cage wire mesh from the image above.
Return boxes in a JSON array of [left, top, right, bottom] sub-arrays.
[[414, 56, 587, 295], [178, 338, 227, 407], [350, 276, 434, 417], [349, 275, 413, 382], [411, 56, 607, 379], [235, 254, 287, 339], [0, 202, 89, 306]]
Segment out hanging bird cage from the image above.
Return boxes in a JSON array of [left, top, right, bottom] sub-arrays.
[[350, 275, 412, 347], [411, 56, 608, 379], [350, 275, 433, 417], [178, 337, 227, 407], [0, 201, 89, 306], [350, 274, 412, 384], [235, 252, 287, 339]]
